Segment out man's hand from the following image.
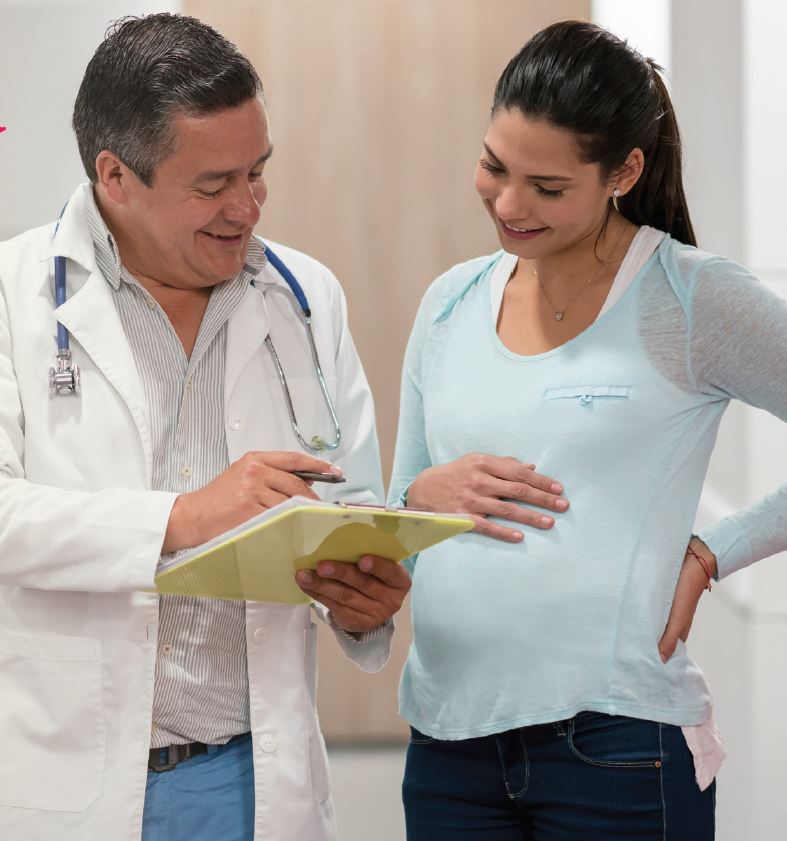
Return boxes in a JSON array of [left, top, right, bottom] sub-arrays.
[[407, 454, 569, 542], [163, 451, 342, 553], [658, 537, 717, 663], [295, 555, 411, 633]]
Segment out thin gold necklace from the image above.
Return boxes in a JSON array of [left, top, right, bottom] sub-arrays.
[[529, 227, 627, 322]]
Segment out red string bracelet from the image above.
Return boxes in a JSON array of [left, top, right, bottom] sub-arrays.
[[686, 546, 713, 591]]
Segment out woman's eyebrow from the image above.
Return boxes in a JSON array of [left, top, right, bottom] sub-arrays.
[[482, 142, 574, 182]]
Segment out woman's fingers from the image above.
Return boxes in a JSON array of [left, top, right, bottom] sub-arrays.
[[474, 498, 556, 529], [469, 514, 525, 543]]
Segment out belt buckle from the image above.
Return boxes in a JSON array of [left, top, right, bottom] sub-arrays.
[[148, 745, 181, 773]]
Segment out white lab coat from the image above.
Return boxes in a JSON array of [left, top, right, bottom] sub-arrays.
[[0, 184, 392, 841]]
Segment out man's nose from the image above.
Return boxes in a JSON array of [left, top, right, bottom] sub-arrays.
[[224, 180, 265, 227]]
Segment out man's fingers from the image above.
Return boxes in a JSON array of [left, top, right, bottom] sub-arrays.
[[354, 555, 411, 589], [245, 450, 340, 475], [296, 565, 382, 610]]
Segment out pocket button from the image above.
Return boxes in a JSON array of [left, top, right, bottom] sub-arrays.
[[579, 394, 593, 406]]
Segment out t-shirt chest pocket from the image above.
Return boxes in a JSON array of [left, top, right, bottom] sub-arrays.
[[543, 384, 632, 407]]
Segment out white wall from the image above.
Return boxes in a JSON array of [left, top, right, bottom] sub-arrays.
[[0, 1, 180, 241]]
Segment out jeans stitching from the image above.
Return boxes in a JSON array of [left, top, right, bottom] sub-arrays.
[[507, 728, 530, 799], [566, 719, 661, 769]]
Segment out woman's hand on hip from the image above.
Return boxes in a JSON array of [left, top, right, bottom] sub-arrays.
[[658, 537, 718, 663], [406, 454, 569, 542]]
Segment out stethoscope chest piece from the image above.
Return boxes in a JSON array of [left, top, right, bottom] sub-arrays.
[[49, 349, 81, 397]]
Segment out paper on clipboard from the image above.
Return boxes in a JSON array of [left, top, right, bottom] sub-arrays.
[[154, 496, 474, 604]]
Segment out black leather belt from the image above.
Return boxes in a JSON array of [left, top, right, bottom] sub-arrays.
[[148, 732, 250, 773]]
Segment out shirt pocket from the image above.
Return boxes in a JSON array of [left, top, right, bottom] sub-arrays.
[[0, 629, 105, 812], [543, 384, 632, 407]]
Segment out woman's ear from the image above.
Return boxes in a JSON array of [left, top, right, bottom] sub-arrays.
[[609, 147, 645, 198]]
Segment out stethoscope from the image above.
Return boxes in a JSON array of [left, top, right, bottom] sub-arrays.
[[50, 218, 342, 454]]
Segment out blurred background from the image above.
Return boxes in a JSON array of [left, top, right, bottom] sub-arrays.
[[1, 1, 785, 838]]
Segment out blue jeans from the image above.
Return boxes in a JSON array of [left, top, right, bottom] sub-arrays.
[[403, 712, 715, 840], [142, 733, 254, 841]]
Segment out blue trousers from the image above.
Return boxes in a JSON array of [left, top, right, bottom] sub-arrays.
[[403, 712, 715, 840], [142, 733, 254, 841]]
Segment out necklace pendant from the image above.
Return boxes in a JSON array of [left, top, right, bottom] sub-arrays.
[[555, 311, 564, 321]]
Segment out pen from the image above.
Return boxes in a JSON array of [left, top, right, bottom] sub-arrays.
[[291, 470, 347, 484]]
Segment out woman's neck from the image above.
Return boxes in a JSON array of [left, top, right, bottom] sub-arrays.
[[521, 213, 639, 295]]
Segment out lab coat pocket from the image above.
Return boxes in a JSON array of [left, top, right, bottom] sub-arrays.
[[0, 628, 104, 812], [303, 623, 331, 802]]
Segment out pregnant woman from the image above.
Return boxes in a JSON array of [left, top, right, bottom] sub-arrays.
[[389, 20, 787, 841]]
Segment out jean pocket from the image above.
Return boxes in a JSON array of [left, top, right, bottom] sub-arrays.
[[567, 712, 662, 769], [409, 726, 435, 746]]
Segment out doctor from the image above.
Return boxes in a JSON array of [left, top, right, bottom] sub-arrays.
[[0, 13, 410, 841]]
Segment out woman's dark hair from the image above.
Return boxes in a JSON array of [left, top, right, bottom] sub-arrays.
[[73, 13, 263, 186], [493, 20, 696, 247]]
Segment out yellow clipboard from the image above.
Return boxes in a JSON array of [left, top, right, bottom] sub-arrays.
[[154, 496, 474, 605]]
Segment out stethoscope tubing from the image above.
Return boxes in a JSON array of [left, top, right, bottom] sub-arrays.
[[50, 220, 341, 453]]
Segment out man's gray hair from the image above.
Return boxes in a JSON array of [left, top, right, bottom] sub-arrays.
[[73, 13, 263, 186]]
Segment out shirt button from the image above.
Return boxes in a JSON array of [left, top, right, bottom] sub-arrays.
[[252, 628, 265, 645], [185, 378, 194, 392], [146, 297, 157, 310], [161, 643, 174, 656], [259, 734, 277, 753], [180, 465, 192, 478], [229, 413, 246, 431]]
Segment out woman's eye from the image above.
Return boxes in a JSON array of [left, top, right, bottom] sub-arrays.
[[479, 158, 505, 175], [535, 184, 564, 198]]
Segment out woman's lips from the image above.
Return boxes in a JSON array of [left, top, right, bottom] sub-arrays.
[[499, 219, 548, 241]]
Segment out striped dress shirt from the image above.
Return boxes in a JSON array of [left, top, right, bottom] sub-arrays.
[[85, 190, 261, 747]]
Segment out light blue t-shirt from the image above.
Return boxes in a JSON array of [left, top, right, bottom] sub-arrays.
[[388, 235, 787, 740]]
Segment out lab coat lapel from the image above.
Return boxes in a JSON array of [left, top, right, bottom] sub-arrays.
[[44, 184, 152, 476], [225, 282, 271, 412], [54, 270, 153, 478]]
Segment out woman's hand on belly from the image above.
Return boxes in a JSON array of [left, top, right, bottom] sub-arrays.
[[406, 454, 569, 542], [658, 537, 718, 662]]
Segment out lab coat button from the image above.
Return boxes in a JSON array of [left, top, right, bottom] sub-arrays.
[[259, 734, 277, 753], [229, 413, 247, 431], [252, 628, 265, 645]]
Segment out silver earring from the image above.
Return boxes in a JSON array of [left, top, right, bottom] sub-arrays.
[[612, 188, 622, 212]]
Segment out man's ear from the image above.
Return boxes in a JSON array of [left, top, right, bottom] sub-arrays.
[[609, 147, 645, 198], [94, 150, 133, 205]]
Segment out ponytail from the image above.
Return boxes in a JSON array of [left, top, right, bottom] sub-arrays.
[[618, 61, 696, 246]]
